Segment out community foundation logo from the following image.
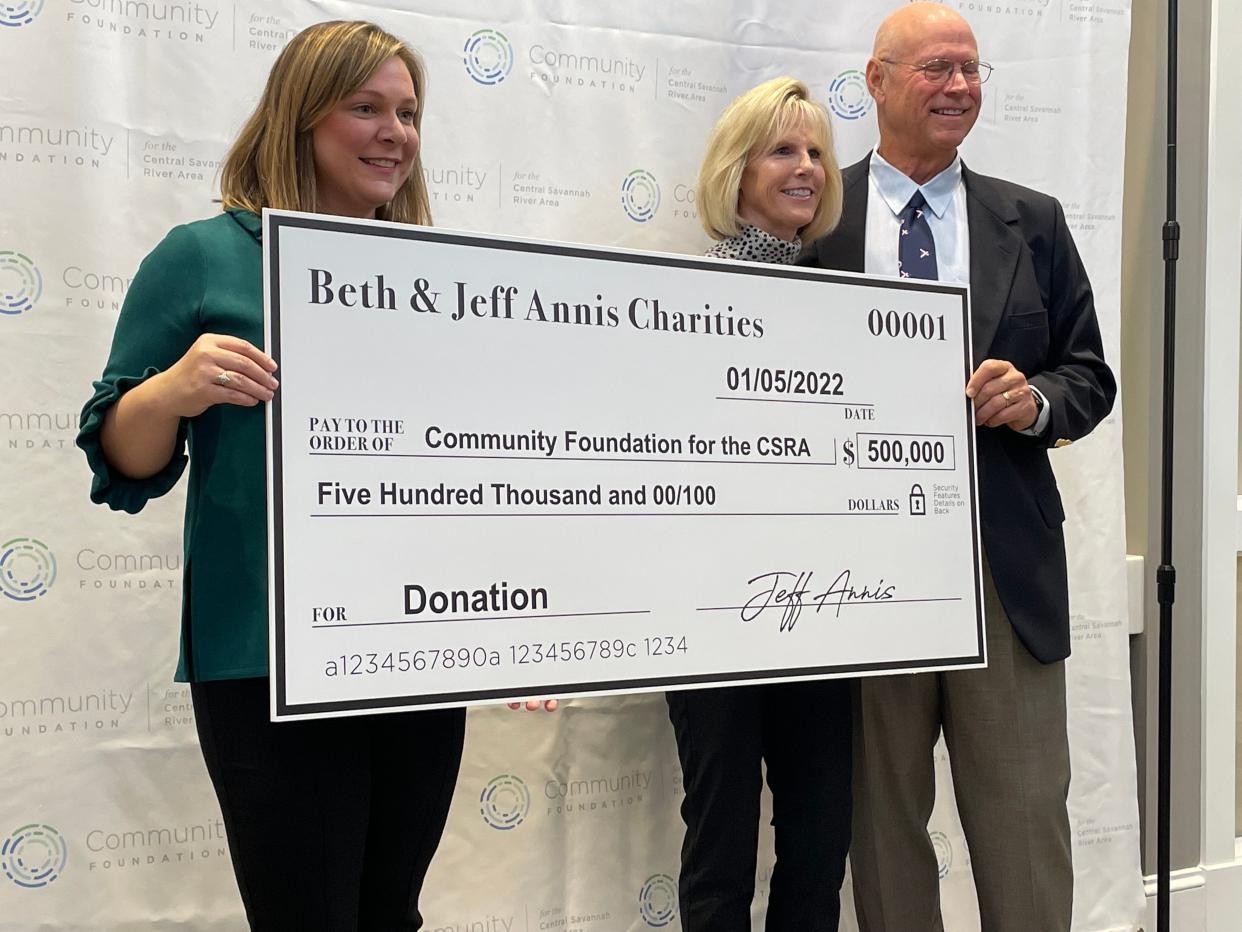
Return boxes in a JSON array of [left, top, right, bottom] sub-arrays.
[[638, 873, 678, 927], [423, 163, 495, 207], [60, 258, 133, 312], [543, 767, 652, 817], [479, 774, 530, 830], [670, 183, 698, 221], [953, 0, 1052, 17], [427, 915, 516, 932], [463, 28, 513, 85], [527, 41, 647, 95], [621, 170, 660, 223], [0, 252, 42, 316], [84, 817, 228, 872], [0, 122, 119, 171], [1, 410, 78, 453], [828, 70, 873, 120], [76, 546, 181, 594], [65, 0, 223, 46], [0, 0, 43, 27], [1, 688, 134, 739], [931, 830, 953, 878], [0, 537, 56, 602], [1, 824, 67, 888]]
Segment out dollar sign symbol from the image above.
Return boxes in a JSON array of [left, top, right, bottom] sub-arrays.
[[843, 440, 855, 466]]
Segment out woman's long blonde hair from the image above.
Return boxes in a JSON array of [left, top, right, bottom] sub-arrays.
[[220, 20, 431, 224], [697, 77, 842, 242]]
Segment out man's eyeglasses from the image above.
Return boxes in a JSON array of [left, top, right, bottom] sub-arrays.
[[880, 58, 993, 85]]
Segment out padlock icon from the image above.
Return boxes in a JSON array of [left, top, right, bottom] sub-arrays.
[[909, 484, 926, 515]]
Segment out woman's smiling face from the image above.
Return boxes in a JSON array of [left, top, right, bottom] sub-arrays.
[[312, 56, 420, 218], [737, 119, 825, 242]]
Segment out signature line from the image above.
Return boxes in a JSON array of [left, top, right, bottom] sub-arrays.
[[312, 609, 651, 628], [696, 597, 962, 612]]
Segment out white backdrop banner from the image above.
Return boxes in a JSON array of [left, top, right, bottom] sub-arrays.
[[0, 1, 1143, 929]]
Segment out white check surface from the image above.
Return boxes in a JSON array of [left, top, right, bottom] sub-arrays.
[[264, 210, 984, 720]]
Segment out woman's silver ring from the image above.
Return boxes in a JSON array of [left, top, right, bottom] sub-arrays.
[[214, 371, 231, 387]]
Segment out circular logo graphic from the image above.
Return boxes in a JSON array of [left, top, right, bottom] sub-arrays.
[[463, 29, 514, 86], [930, 830, 953, 879], [0, 0, 44, 27], [0, 252, 43, 316], [828, 69, 873, 120], [638, 873, 678, 927], [479, 774, 530, 830], [0, 538, 57, 602], [621, 170, 660, 223], [2, 825, 67, 889]]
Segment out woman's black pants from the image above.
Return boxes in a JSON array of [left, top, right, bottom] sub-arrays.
[[191, 677, 466, 931], [666, 678, 853, 931]]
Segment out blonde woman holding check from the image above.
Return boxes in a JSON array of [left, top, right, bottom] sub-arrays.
[[665, 77, 852, 931]]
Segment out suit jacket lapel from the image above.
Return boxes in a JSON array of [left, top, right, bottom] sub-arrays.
[[963, 166, 1021, 363], [819, 156, 870, 273]]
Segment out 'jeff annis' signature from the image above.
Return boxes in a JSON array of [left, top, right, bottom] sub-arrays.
[[741, 570, 897, 631]]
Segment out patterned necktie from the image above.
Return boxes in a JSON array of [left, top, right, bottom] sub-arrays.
[[898, 190, 938, 281]]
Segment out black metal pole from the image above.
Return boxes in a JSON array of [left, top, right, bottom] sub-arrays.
[[1156, 0, 1179, 925]]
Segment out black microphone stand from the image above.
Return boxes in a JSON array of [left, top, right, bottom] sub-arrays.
[[1155, 0, 1179, 926]]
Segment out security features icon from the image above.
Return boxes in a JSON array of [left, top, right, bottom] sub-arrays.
[[909, 484, 926, 515]]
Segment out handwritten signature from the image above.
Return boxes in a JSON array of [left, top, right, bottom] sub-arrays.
[[740, 570, 897, 631]]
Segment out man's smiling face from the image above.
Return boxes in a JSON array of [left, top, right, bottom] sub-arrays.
[[868, 8, 982, 170]]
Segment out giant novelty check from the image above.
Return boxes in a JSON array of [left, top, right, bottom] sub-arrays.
[[265, 210, 984, 720]]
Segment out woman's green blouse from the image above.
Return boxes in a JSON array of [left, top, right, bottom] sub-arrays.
[[78, 209, 269, 682]]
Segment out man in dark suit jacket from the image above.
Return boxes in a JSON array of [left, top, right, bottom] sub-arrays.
[[798, 5, 1115, 930]]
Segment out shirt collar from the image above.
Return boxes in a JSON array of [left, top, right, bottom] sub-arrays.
[[226, 207, 263, 243], [869, 149, 962, 220]]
